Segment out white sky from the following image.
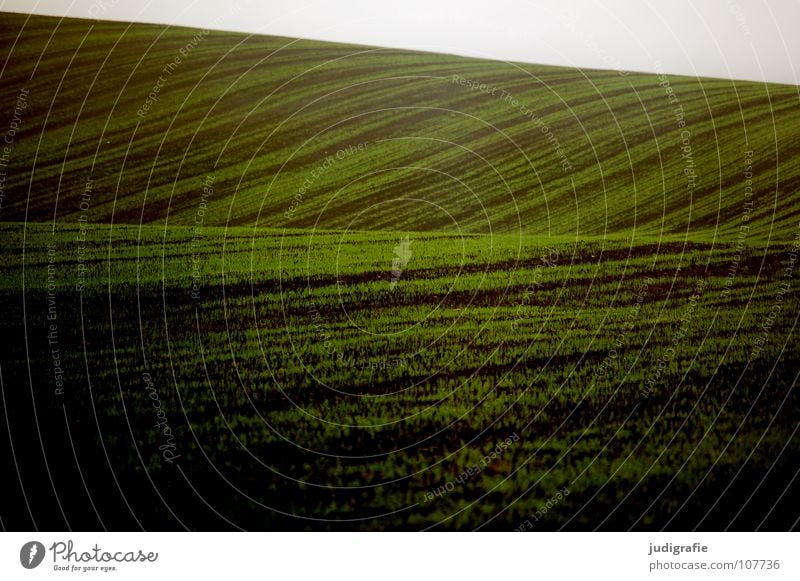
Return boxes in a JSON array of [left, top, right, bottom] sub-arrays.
[[3, 0, 799, 85]]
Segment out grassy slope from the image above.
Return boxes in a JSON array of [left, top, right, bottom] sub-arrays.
[[0, 12, 799, 238], [1, 14, 799, 530]]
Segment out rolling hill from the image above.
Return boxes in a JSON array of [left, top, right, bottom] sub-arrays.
[[1, 12, 798, 237], [1, 12, 799, 531]]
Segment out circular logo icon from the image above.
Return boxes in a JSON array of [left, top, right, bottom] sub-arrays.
[[20, 541, 45, 569]]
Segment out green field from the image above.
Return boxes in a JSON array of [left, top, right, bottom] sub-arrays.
[[1, 13, 799, 530]]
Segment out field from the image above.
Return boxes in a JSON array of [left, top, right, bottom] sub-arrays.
[[1, 13, 799, 530]]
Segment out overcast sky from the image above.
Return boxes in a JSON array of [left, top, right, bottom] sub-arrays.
[[3, 0, 799, 85]]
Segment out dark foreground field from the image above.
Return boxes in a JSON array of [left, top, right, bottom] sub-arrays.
[[1, 223, 798, 530]]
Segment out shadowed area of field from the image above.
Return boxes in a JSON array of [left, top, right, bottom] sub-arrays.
[[1, 224, 797, 530]]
